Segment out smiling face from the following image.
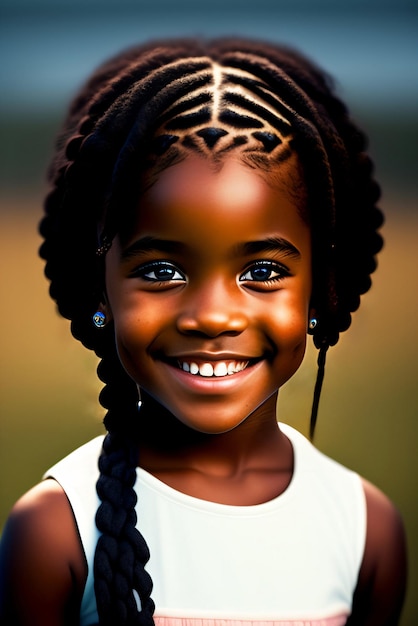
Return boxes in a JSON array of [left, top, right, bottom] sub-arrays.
[[103, 154, 312, 434]]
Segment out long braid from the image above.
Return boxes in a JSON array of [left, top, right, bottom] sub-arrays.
[[94, 338, 154, 625], [39, 37, 384, 623]]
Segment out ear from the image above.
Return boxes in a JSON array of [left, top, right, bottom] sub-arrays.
[[97, 293, 113, 322], [307, 306, 318, 335], [308, 306, 316, 320]]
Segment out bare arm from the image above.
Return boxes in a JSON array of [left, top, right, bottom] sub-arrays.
[[0, 480, 87, 626], [347, 478, 407, 626]]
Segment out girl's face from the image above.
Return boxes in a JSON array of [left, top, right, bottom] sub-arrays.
[[104, 154, 312, 434]]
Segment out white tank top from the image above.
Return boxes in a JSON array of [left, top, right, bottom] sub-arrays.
[[44, 423, 366, 626]]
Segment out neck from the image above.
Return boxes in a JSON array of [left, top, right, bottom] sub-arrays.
[[136, 393, 288, 478]]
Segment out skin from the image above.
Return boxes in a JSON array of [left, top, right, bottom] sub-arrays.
[[0, 154, 407, 625]]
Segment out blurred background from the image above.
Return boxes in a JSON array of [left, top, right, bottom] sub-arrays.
[[0, 0, 417, 622]]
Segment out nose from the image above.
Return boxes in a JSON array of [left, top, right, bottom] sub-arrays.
[[176, 279, 249, 338]]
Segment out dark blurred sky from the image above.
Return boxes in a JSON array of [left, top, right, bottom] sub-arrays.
[[1, 0, 417, 114], [1, 0, 417, 196]]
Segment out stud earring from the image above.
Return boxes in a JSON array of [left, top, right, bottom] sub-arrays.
[[92, 311, 107, 328], [308, 317, 318, 333]]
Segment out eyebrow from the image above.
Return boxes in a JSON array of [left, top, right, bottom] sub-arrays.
[[120, 235, 300, 262], [237, 236, 301, 259], [120, 236, 186, 260]]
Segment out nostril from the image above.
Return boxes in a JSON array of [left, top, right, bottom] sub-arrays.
[[176, 311, 248, 338]]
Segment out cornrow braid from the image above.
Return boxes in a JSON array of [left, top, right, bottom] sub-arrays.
[[39, 37, 383, 624]]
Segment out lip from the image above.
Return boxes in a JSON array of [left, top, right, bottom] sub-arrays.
[[158, 356, 264, 394], [166, 352, 260, 377], [166, 351, 259, 361]]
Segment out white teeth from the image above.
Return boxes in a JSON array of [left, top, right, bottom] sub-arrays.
[[213, 362, 228, 377], [179, 360, 249, 377], [227, 362, 236, 375], [200, 363, 214, 377]]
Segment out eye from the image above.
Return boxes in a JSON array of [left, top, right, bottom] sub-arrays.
[[131, 261, 186, 283], [239, 260, 290, 287]]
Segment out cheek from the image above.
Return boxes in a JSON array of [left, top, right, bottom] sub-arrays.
[[110, 297, 171, 382], [269, 289, 310, 340], [264, 292, 309, 376], [109, 306, 148, 370], [278, 313, 307, 365]]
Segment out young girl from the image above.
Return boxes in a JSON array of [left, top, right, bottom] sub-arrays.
[[0, 37, 407, 625]]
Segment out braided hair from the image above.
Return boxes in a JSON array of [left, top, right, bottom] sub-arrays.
[[39, 37, 383, 625]]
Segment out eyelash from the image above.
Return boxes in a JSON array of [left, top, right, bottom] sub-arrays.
[[239, 260, 290, 286], [129, 259, 290, 288], [130, 261, 186, 283]]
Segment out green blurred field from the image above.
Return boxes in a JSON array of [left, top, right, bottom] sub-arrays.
[[1, 191, 417, 623]]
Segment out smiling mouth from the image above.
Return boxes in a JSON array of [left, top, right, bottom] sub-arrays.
[[177, 360, 251, 378]]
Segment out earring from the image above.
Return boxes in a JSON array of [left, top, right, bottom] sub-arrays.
[[308, 317, 318, 333], [93, 311, 107, 328]]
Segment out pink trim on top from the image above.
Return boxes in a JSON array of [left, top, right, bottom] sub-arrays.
[[155, 615, 348, 626]]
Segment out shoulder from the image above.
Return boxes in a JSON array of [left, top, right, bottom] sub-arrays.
[[347, 478, 407, 625], [0, 479, 87, 626]]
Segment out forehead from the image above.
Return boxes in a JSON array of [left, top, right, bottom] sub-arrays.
[[145, 151, 304, 206], [119, 154, 310, 255]]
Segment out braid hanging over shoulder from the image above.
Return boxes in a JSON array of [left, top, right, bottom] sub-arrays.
[[39, 36, 384, 625]]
